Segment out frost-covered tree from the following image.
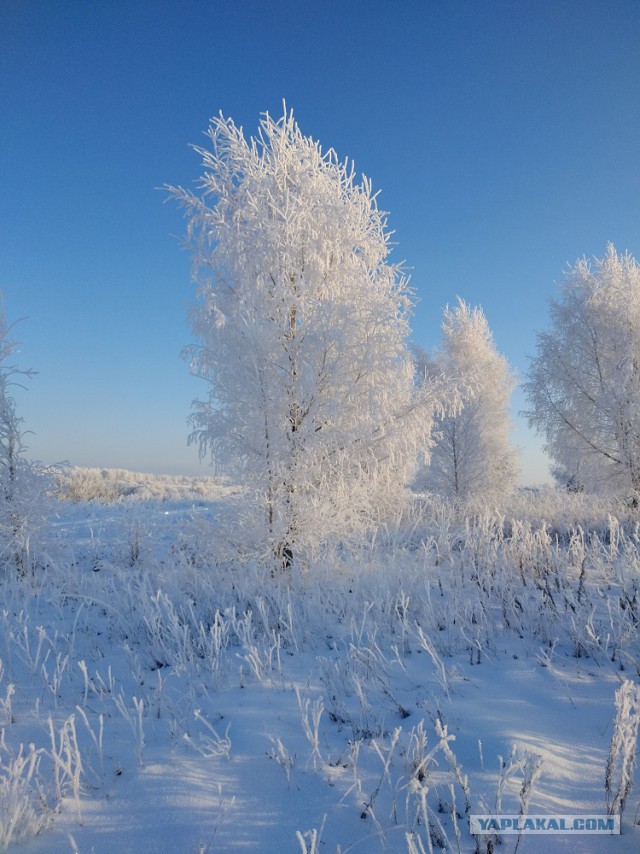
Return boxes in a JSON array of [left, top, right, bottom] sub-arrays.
[[523, 245, 640, 500], [0, 301, 50, 573], [414, 300, 518, 502], [168, 107, 442, 566]]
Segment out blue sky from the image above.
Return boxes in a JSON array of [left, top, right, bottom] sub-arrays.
[[1, 0, 638, 481]]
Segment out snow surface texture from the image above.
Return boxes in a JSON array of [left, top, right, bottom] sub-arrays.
[[1, 486, 639, 852]]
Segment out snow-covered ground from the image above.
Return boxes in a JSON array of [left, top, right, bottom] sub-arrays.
[[1, 487, 639, 852]]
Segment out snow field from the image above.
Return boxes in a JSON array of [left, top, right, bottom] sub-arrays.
[[0, 493, 639, 852]]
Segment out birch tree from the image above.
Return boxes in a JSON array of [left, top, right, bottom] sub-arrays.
[[0, 301, 49, 573], [168, 107, 442, 566], [523, 245, 640, 499], [415, 300, 518, 502]]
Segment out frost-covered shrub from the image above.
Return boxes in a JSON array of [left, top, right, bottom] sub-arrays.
[[56, 467, 125, 503], [56, 466, 234, 503]]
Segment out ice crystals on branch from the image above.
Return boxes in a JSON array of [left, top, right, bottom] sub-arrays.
[[413, 299, 518, 503], [524, 245, 640, 501], [167, 105, 444, 567]]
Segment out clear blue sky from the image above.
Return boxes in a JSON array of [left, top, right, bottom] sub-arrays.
[[1, 0, 638, 481]]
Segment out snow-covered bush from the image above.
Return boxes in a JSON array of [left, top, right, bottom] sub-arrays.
[[56, 466, 234, 503], [56, 467, 125, 502]]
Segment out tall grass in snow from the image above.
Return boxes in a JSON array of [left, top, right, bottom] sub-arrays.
[[606, 680, 640, 819], [0, 487, 639, 848]]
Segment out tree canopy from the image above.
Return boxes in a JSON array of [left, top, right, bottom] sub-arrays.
[[524, 245, 640, 499], [169, 107, 443, 564], [414, 300, 518, 502]]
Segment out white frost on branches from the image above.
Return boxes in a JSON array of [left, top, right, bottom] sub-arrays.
[[0, 299, 50, 574], [414, 299, 518, 503], [168, 106, 443, 564], [524, 245, 640, 499], [605, 679, 640, 818]]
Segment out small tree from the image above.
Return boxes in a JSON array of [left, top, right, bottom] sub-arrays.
[[0, 300, 49, 574], [168, 107, 442, 565], [414, 300, 518, 502], [523, 245, 640, 500]]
